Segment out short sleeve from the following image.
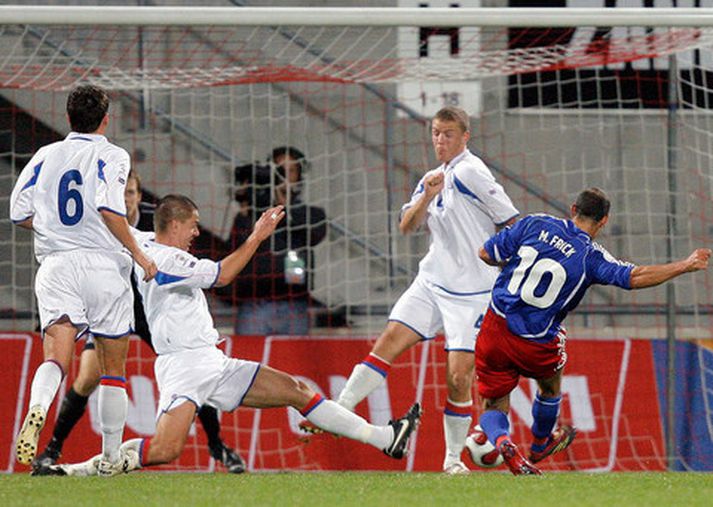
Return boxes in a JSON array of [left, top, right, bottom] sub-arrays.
[[154, 251, 221, 290], [10, 149, 46, 223], [587, 243, 635, 289], [400, 173, 430, 216], [453, 160, 519, 225], [96, 148, 130, 216], [483, 216, 531, 263]]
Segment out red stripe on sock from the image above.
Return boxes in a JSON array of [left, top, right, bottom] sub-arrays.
[[299, 393, 324, 417], [140, 438, 151, 466], [100, 378, 126, 389], [445, 400, 473, 417], [496, 435, 511, 450], [363, 353, 391, 374]]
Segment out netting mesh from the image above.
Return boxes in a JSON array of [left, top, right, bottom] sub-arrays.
[[1, 25, 712, 90], [2, 13, 713, 472]]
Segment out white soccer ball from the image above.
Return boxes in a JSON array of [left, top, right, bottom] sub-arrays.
[[465, 425, 504, 468]]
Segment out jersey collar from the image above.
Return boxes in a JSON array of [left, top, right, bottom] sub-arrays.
[[566, 219, 592, 242], [441, 149, 469, 172], [67, 132, 107, 142]]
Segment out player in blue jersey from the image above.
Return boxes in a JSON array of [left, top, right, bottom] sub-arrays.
[[476, 188, 710, 475]]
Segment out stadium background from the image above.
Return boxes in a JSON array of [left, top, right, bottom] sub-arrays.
[[1, 0, 712, 474]]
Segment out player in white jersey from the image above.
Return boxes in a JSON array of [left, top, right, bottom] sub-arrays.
[[9, 85, 157, 473], [38, 194, 421, 477], [324, 106, 519, 475]]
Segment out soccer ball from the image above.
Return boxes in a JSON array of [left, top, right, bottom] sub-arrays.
[[465, 425, 504, 468]]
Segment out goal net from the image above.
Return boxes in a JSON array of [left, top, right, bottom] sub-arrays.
[[1, 4, 712, 473]]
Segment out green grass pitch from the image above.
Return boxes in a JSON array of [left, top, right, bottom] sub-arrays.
[[1, 472, 711, 506]]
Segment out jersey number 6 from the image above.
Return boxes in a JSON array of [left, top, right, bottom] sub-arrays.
[[506, 245, 566, 309], [58, 169, 84, 226]]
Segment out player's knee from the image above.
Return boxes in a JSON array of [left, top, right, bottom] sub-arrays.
[[447, 370, 474, 396]]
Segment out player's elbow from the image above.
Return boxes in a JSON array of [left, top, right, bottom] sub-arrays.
[[399, 219, 417, 235], [13, 217, 33, 230], [214, 271, 233, 288]]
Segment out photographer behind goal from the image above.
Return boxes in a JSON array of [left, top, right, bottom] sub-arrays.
[[227, 147, 327, 335]]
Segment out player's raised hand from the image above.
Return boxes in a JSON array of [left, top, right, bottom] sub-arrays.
[[136, 251, 158, 281], [424, 171, 445, 199], [251, 205, 285, 242], [685, 248, 711, 272]]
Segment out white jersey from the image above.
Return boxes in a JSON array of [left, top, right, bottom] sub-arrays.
[[10, 132, 130, 263], [402, 149, 519, 294], [132, 231, 222, 355]]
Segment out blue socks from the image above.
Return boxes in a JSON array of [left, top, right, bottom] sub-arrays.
[[480, 410, 510, 448], [530, 393, 561, 452]]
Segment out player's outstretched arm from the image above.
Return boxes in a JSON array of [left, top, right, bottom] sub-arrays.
[[213, 205, 285, 288], [101, 209, 158, 281], [399, 171, 444, 234], [629, 248, 711, 289]]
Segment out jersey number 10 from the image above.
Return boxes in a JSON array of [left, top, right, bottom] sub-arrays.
[[506, 245, 567, 309]]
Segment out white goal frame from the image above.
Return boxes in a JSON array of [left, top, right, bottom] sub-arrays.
[[2, 6, 713, 28]]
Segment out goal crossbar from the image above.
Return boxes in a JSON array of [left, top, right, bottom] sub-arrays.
[[3, 6, 713, 28]]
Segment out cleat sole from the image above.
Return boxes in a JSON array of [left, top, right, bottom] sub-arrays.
[[16, 406, 46, 465]]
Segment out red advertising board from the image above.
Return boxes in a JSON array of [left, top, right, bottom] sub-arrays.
[[1, 333, 665, 473]]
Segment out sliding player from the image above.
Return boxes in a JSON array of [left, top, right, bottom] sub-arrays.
[[37, 195, 421, 476], [32, 171, 246, 474]]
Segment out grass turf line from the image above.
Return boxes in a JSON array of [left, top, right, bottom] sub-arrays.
[[1, 472, 711, 507]]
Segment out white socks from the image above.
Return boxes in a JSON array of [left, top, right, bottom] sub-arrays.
[[29, 360, 64, 412], [443, 398, 473, 468], [302, 395, 393, 450], [337, 353, 391, 411], [98, 377, 128, 463]]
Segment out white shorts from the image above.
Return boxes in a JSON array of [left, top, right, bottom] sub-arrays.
[[389, 276, 491, 352], [154, 346, 260, 416], [35, 250, 134, 338]]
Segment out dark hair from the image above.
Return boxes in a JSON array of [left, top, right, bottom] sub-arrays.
[[574, 187, 610, 222], [155, 194, 198, 232], [433, 106, 470, 133], [271, 146, 306, 180], [66, 85, 109, 133]]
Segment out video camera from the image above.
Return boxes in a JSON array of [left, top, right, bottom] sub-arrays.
[[233, 162, 285, 209]]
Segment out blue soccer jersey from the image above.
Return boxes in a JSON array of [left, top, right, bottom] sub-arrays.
[[483, 214, 635, 342]]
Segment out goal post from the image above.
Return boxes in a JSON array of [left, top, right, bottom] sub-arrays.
[[1, 5, 712, 473]]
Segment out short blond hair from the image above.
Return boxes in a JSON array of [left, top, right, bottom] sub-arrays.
[[155, 194, 198, 233], [433, 106, 470, 133]]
